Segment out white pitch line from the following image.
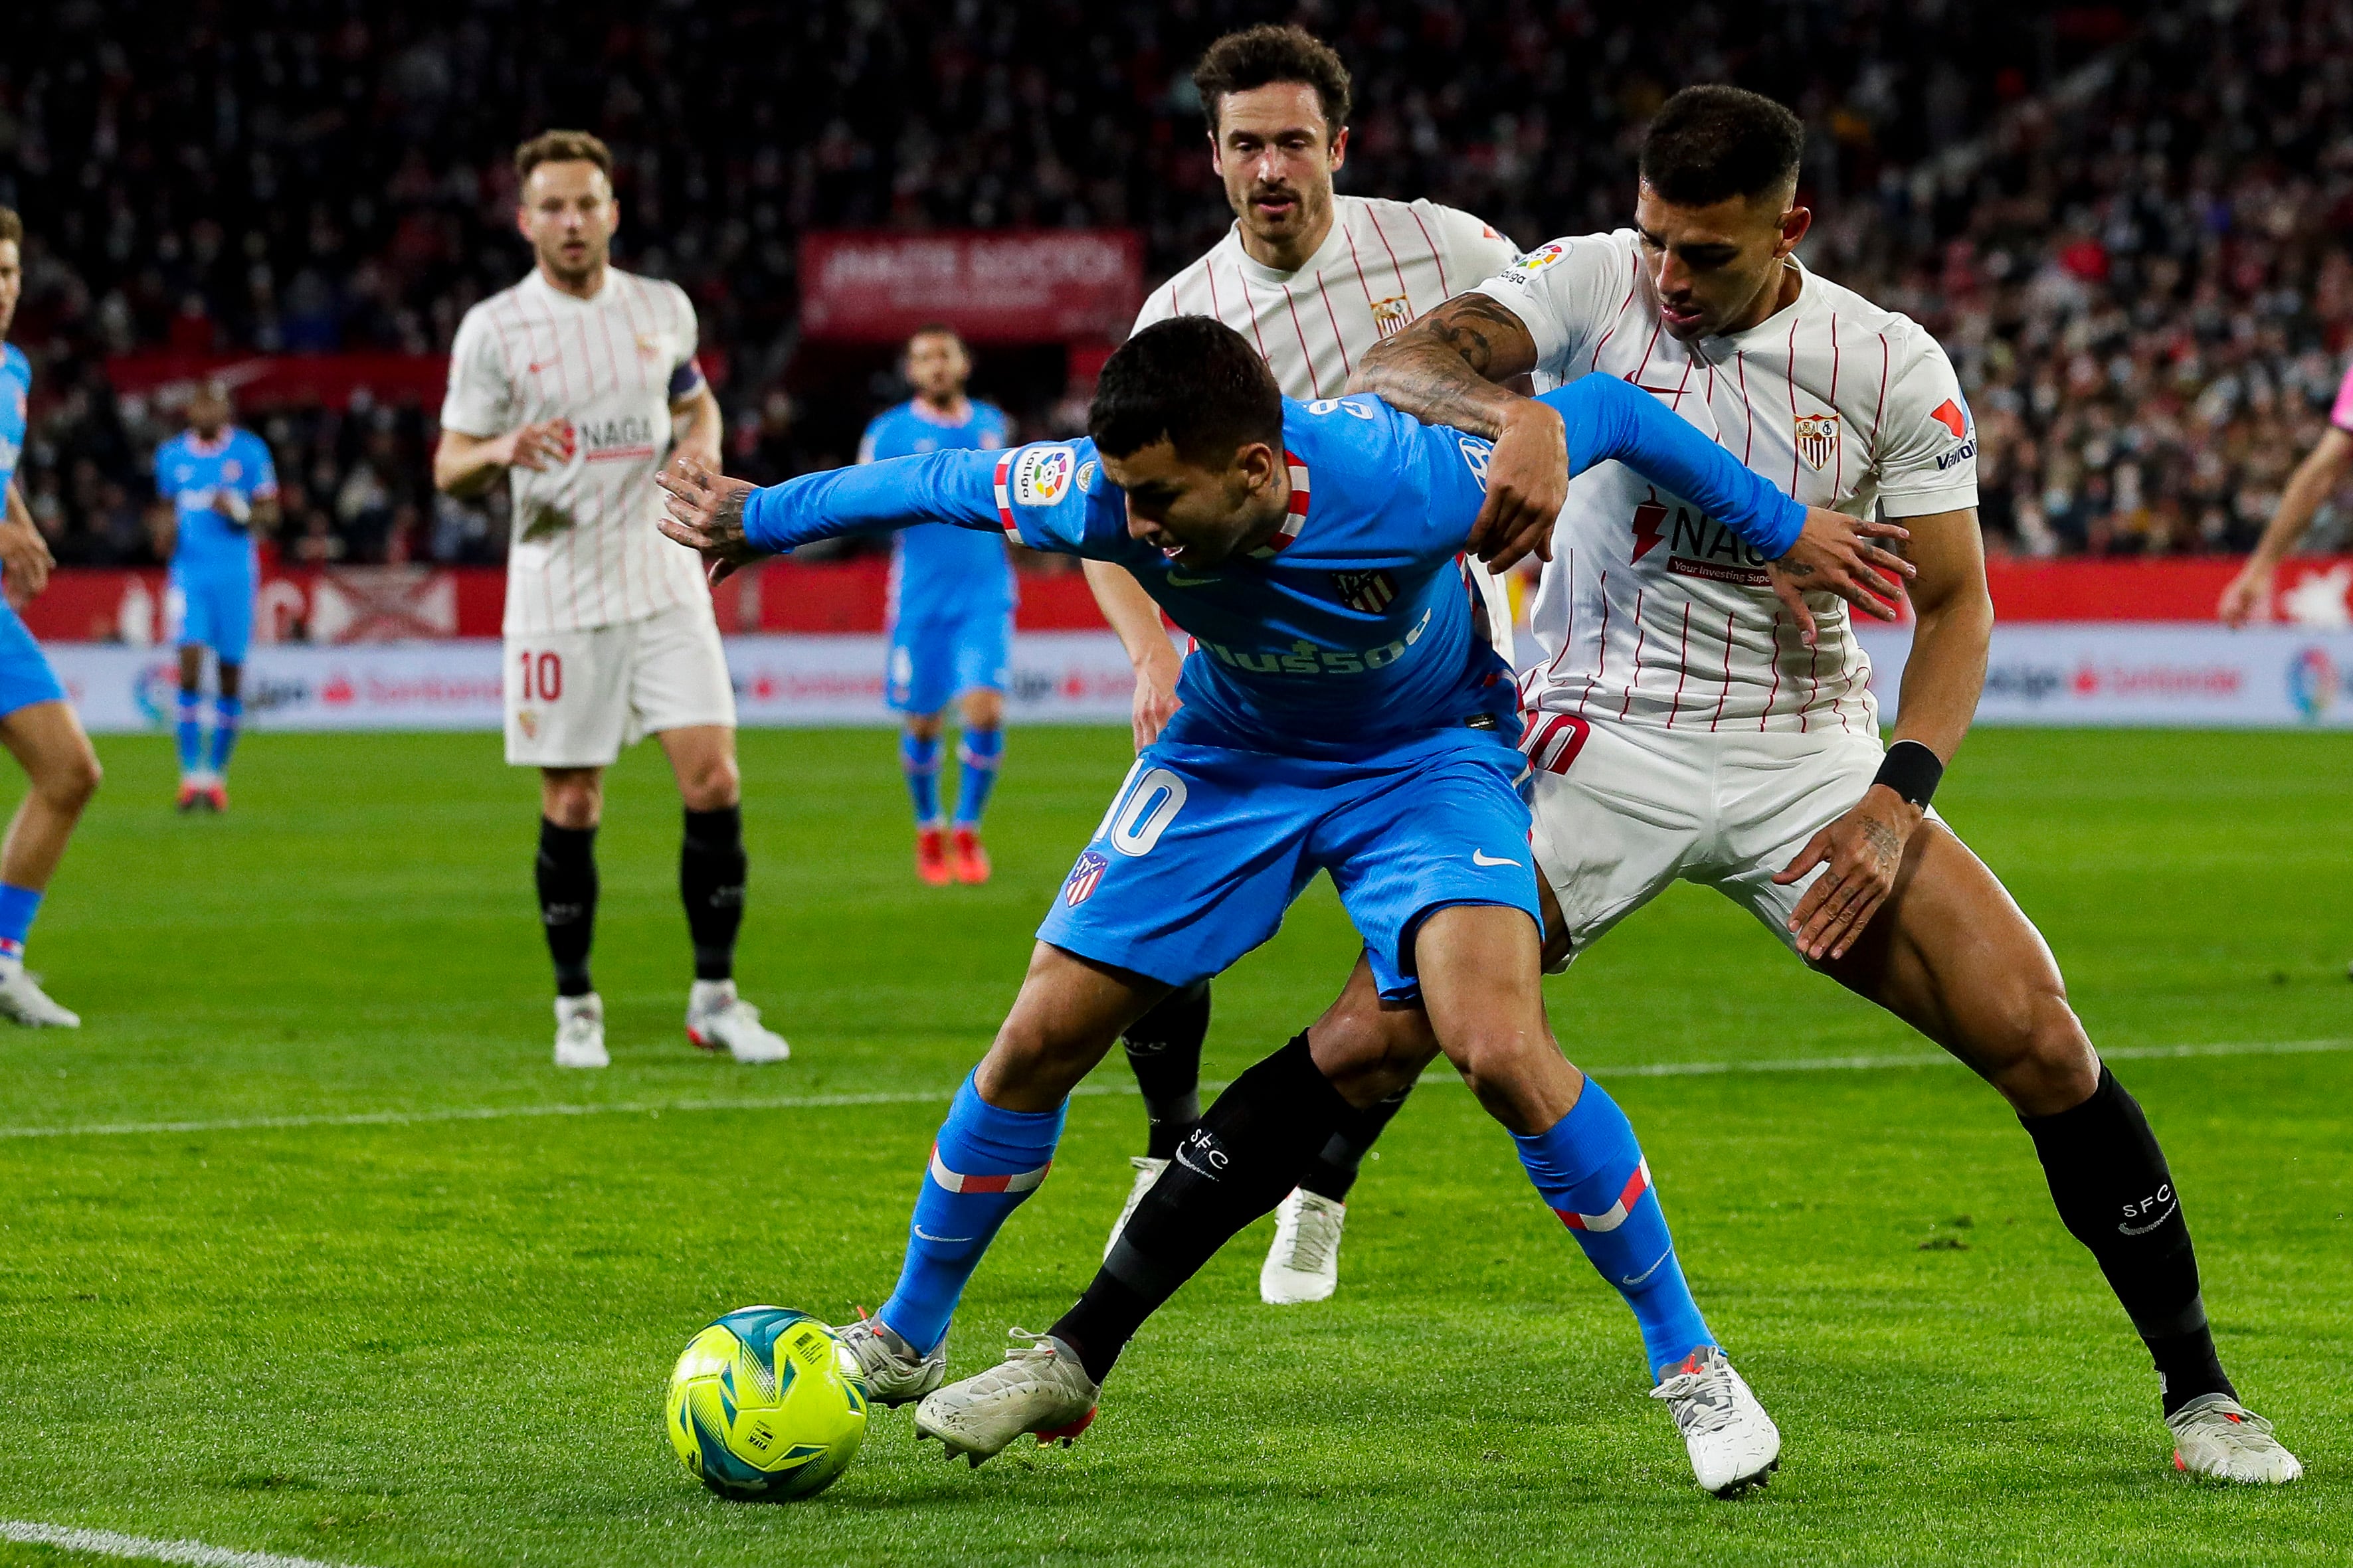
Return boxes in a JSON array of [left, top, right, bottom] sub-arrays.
[[0, 1520, 357, 1568], [0, 1037, 2342, 1144]]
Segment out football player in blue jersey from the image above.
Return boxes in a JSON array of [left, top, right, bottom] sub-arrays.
[[660, 317, 1909, 1482], [0, 208, 102, 1027], [858, 327, 1014, 885], [153, 382, 278, 813]]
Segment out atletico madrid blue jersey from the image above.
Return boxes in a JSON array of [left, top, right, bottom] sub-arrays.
[[155, 426, 278, 577], [745, 379, 1804, 759], [859, 399, 1014, 625], [0, 344, 68, 719], [0, 345, 27, 497]]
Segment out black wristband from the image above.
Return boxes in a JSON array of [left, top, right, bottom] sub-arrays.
[[1872, 740, 1944, 808]]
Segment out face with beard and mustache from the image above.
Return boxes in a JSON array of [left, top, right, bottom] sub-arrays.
[[1208, 81, 1348, 273]]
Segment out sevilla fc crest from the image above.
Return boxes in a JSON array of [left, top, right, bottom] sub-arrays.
[[1333, 570, 1398, 612], [1063, 849, 1109, 907], [1793, 412, 1839, 472]]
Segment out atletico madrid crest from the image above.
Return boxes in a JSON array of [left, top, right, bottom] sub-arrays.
[[1063, 849, 1109, 907], [1332, 570, 1398, 613], [1793, 412, 1839, 472]]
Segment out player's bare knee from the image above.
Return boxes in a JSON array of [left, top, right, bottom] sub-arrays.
[[45, 747, 102, 812], [681, 755, 740, 812], [1306, 1005, 1434, 1108], [541, 775, 601, 829], [1976, 989, 2097, 1115]]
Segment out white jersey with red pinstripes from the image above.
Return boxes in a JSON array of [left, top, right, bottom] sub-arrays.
[[442, 267, 711, 636], [1475, 230, 1979, 733], [1133, 196, 1520, 400]]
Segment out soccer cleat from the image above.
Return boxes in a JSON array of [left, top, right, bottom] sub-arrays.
[[686, 980, 791, 1064], [913, 1330, 1099, 1467], [2168, 1394, 2303, 1484], [830, 1312, 946, 1407], [1103, 1156, 1169, 1260], [1649, 1348, 1782, 1498], [205, 778, 230, 813], [176, 773, 216, 814], [949, 826, 991, 885], [0, 958, 80, 1027], [1260, 1188, 1346, 1304], [552, 992, 607, 1069], [915, 824, 953, 887]]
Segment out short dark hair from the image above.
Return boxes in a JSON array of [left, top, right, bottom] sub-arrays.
[[1091, 318, 1283, 466], [514, 130, 614, 185], [906, 323, 965, 350], [0, 207, 21, 246], [1639, 86, 1804, 207], [1192, 25, 1352, 139]]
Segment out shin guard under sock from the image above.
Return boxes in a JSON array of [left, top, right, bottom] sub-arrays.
[[1056, 1033, 1351, 1383], [175, 693, 204, 774], [680, 805, 747, 982], [535, 818, 598, 997], [1514, 1077, 1713, 1380], [878, 1074, 1066, 1355], [209, 694, 243, 774], [900, 732, 943, 824], [2021, 1064, 2233, 1415], [1296, 1083, 1411, 1202], [953, 727, 1002, 825], [1122, 980, 1211, 1160]]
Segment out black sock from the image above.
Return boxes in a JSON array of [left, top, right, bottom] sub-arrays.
[[1295, 1084, 1411, 1202], [1121, 980, 1210, 1160], [535, 818, 598, 997], [680, 806, 746, 982], [2020, 1064, 2235, 1416], [1053, 1032, 1351, 1383]]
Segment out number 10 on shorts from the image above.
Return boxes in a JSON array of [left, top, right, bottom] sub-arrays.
[[516, 650, 564, 703]]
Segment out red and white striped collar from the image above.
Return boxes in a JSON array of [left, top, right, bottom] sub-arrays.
[[1248, 450, 1311, 559], [183, 428, 234, 458]]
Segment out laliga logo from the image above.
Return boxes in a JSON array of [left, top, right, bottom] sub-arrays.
[[1514, 242, 1567, 272], [1011, 446, 1076, 506], [2287, 647, 2340, 720]]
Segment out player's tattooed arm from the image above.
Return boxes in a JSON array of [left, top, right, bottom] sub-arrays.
[[1765, 509, 1917, 648], [1351, 295, 1562, 571], [656, 456, 769, 585], [1773, 506, 1986, 960]]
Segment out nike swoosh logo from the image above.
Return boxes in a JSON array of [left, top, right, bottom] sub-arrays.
[[1620, 1248, 1671, 1288], [1163, 570, 1217, 588], [1173, 1144, 1220, 1181], [2118, 1206, 2178, 1237], [913, 1225, 975, 1243], [1471, 850, 1522, 867]]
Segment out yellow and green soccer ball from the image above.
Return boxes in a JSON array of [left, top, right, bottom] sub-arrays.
[[667, 1306, 868, 1500]]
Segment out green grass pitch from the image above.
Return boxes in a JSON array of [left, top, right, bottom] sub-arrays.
[[0, 725, 2346, 1567]]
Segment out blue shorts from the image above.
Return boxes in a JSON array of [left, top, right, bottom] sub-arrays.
[[169, 570, 256, 663], [0, 601, 67, 719], [888, 608, 1012, 715], [1039, 729, 1539, 1002]]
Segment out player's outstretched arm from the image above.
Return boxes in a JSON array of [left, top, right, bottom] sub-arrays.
[[2219, 426, 2353, 625], [1352, 294, 1563, 570], [1775, 507, 1988, 961]]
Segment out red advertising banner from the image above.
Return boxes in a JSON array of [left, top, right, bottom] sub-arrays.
[[798, 230, 1143, 344], [102, 353, 451, 411]]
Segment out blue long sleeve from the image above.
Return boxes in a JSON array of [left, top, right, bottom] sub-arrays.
[[742, 448, 1008, 553], [1540, 377, 1806, 558]]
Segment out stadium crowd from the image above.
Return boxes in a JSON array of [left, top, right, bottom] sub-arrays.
[[3, 1, 2351, 568]]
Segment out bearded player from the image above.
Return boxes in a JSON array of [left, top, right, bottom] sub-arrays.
[[433, 131, 788, 1070], [1310, 85, 2294, 1484], [1087, 23, 1529, 1308]]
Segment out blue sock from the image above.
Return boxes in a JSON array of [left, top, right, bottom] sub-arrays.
[[953, 728, 1002, 826], [877, 1073, 1066, 1355], [175, 693, 204, 775], [0, 883, 42, 962], [900, 731, 943, 825], [209, 695, 244, 775], [1512, 1078, 1715, 1380]]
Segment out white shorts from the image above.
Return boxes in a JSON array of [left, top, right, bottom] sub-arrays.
[[504, 600, 737, 768], [1523, 718, 1942, 967]]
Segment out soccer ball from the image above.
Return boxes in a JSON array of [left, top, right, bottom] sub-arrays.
[[666, 1306, 868, 1500]]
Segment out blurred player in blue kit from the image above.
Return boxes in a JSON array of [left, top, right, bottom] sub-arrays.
[[0, 207, 102, 1026], [154, 383, 278, 813], [859, 327, 1012, 886], [660, 317, 1911, 1485]]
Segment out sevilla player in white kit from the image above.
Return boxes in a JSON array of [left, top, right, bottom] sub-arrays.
[[1343, 87, 2297, 1484], [434, 131, 788, 1070], [1085, 25, 1525, 1310]]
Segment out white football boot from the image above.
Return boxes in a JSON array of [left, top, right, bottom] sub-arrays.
[[2168, 1394, 2303, 1483], [830, 1313, 947, 1407], [1260, 1188, 1345, 1304], [1103, 1156, 1169, 1259], [0, 958, 80, 1027], [1649, 1348, 1782, 1497], [686, 979, 791, 1064], [551, 993, 607, 1069], [914, 1330, 1099, 1466]]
